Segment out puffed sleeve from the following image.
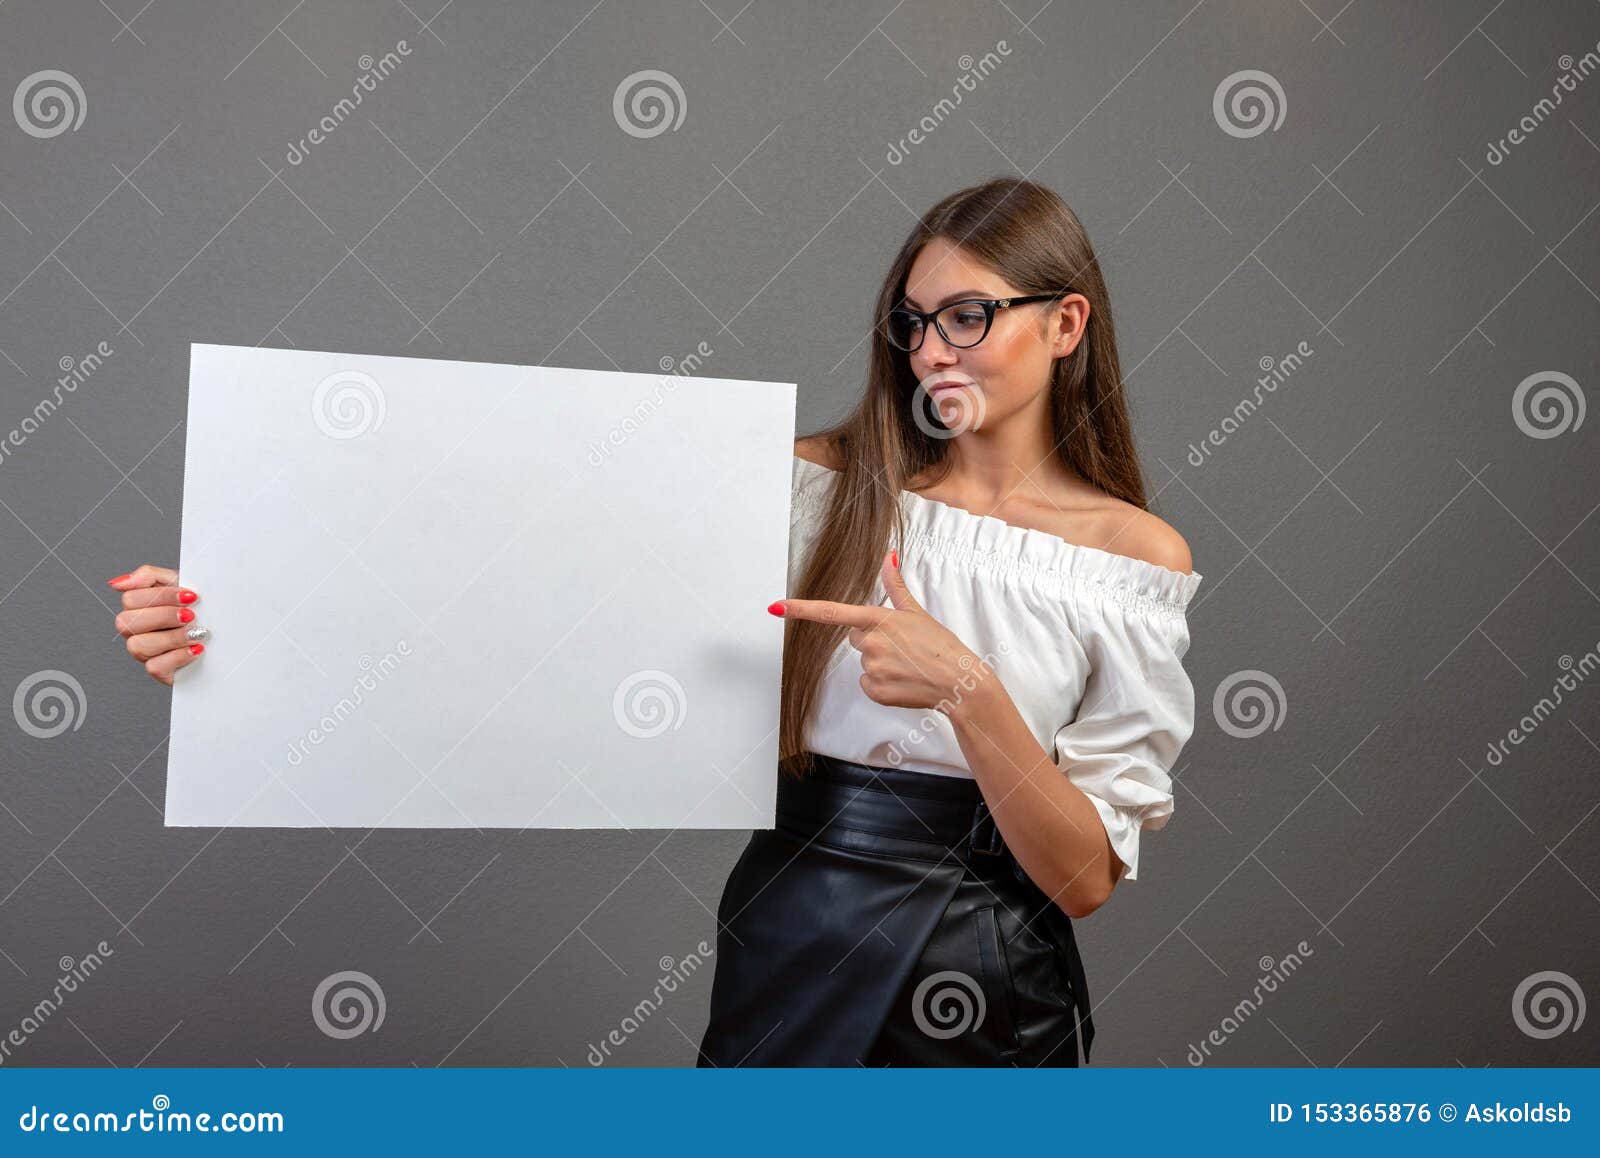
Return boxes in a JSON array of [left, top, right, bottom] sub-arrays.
[[787, 455, 834, 594], [1051, 604, 1196, 881]]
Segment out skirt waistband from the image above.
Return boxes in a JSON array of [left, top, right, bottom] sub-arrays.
[[779, 753, 1011, 871]]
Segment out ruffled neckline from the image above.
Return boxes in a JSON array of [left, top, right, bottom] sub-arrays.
[[792, 454, 1203, 616]]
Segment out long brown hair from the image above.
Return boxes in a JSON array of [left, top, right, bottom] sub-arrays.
[[779, 175, 1147, 776]]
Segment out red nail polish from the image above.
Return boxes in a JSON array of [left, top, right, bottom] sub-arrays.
[[189, 643, 205, 655], [178, 589, 198, 604], [178, 608, 195, 623], [107, 573, 130, 586], [767, 601, 785, 617], [890, 549, 899, 569]]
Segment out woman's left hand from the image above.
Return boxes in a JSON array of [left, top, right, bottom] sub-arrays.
[[774, 551, 996, 714]]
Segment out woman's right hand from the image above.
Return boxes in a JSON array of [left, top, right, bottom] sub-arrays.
[[108, 564, 206, 686]]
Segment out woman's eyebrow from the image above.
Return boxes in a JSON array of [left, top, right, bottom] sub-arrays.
[[902, 288, 987, 309]]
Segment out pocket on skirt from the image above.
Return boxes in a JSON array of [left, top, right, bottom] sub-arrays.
[[991, 897, 1077, 1014], [973, 905, 1021, 1056]]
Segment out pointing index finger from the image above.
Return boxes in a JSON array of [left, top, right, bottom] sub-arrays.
[[776, 599, 890, 630]]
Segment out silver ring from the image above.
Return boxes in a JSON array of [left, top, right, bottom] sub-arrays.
[[185, 625, 210, 642]]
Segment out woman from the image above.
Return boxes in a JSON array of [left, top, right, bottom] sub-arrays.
[[107, 176, 1201, 1067]]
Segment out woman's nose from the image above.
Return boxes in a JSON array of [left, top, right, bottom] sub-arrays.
[[916, 330, 959, 368]]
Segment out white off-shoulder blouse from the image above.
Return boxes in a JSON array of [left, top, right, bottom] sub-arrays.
[[788, 454, 1203, 881]]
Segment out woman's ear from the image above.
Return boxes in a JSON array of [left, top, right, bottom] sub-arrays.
[[1052, 294, 1090, 358]]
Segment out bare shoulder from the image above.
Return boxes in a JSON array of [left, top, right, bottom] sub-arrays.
[[1095, 499, 1193, 574], [793, 434, 843, 471], [1036, 487, 1194, 574]]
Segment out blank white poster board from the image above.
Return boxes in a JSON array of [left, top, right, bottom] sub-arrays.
[[165, 343, 795, 829]]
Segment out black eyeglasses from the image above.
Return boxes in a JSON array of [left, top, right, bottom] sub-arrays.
[[883, 292, 1069, 353]]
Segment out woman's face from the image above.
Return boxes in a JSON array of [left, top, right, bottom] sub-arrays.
[[899, 236, 1087, 432]]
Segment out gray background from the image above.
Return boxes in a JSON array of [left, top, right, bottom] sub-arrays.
[[2, 0, 1596, 1067]]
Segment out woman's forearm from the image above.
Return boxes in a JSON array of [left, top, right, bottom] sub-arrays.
[[945, 675, 1119, 919]]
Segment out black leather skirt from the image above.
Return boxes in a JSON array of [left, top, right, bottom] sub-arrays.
[[697, 753, 1096, 1067]]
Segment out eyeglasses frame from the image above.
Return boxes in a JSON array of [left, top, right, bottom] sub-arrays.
[[883, 291, 1071, 353]]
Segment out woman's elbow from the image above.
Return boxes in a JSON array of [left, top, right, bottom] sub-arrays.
[[1055, 854, 1123, 919], [1057, 884, 1111, 920]]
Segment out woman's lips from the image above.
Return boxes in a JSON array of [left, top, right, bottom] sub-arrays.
[[923, 372, 979, 394]]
